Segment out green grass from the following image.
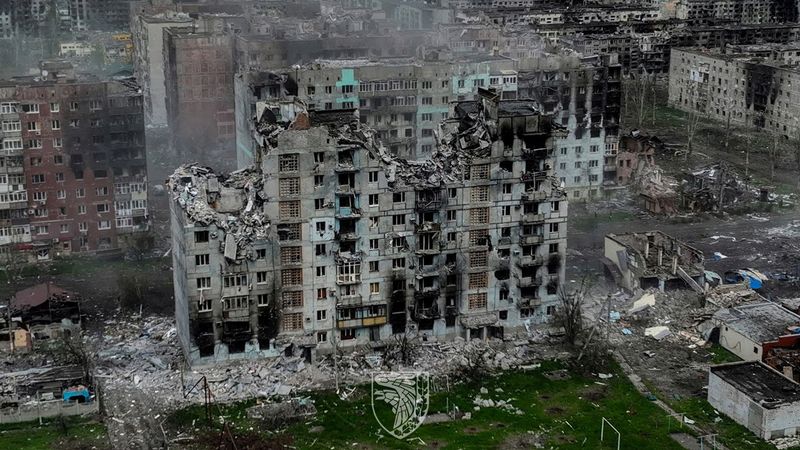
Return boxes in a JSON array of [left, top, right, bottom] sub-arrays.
[[708, 345, 742, 365], [0, 416, 108, 450], [671, 398, 779, 450], [571, 211, 638, 232], [169, 361, 687, 449]]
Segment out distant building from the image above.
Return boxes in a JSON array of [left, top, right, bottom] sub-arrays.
[[163, 27, 236, 171], [603, 231, 705, 292], [669, 45, 800, 141], [709, 361, 800, 440], [0, 65, 149, 260], [169, 93, 568, 365]]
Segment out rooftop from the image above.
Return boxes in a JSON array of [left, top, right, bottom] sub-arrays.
[[713, 302, 800, 344], [711, 361, 800, 407]]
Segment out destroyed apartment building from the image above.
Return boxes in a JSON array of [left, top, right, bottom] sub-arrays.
[[603, 231, 705, 293], [169, 89, 568, 365]]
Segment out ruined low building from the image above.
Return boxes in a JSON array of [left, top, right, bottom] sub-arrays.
[[0, 283, 82, 352], [712, 301, 800, 362], [169, 90, 568, 365], [681, 163, 750, 212], [603, 231, 704, 292], [709, 361, 800, 440]]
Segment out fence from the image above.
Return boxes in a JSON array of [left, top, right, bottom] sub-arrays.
[[0, 399, 99, 424]]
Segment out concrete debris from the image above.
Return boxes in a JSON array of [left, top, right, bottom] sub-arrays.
[[772, 436, 800, 449], [681, 162, 751, 212], [472, 395, 523, 415], [629, 293, 656, 314], [245, 398, 316, 424], [168, 165, 269, 260], [644, 326, 671, 340]]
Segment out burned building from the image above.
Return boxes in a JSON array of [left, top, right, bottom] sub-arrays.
[[0, 283, 82, 352], [235, 51, 621, 200], [681, 163, 750, 211], [603, 231, 704, 293], [0, 66, 149, 259], [169, 91, 568, 365]]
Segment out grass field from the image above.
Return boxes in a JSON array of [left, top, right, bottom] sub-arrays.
[[169, 361, 688, 449], [0, 416, 108, 450]]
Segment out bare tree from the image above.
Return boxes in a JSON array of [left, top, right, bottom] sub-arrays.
[[553, 282, 585, 346], [685, 81, 704, 160]]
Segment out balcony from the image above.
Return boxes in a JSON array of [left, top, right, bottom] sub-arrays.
[[518, 276, 542, 288], [517, 255, 544, 267], [520, 213, 545, 223], [521, 147, 551, 159], [337, 315, 387, 329], [414, 288, 440, 301], [519, 233, 543, 245], [415, 264, 440, 277], [336, 206, 361, 218], [335, 231, 359, 241], [222, 308, 250, 321], [519, 296, 542, 307], [521, 191, 548, 202], [335, 184, 358, 194], [337, 295, 363, 307], [521, 171, 549, 182], [415, 222, 440, 233]]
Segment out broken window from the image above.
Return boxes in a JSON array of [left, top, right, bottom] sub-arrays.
[[469, 207, 489, 224], [392, 237, 407, 249], [281, 291, 303, 308], [279, 201, 300, 219], [281, 246, 302, 264], [468, 272, 488, 289], [418, 233, 437, 250], [392, 258, 405, 269], [470, 186, 489, 202], [195, 254, 209, 266], [468, 293, 487, 310], [283, 313, 303, 331], [315, 244, 326, 256], [317, 288, 327, 300], [223, 296, 248, 310], [194, 230, 209, 243], [197, 299, 212, 312], [278, 154, 298, 173], [392, 214, 406, 226], [337, 263, 361, 283], [279, 178, 301, 197], [196, 277, 211, 290], [256, 249, 267, 259], [281, 268, 303, 286], [446, 210, 456, 221], [469, 250, 488, 267], [469, 229, 489, 246], [223, 274, 248, 288]]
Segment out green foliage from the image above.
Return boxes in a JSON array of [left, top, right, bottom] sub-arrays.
[[0, 417, 107, 450], [168, 362, 687, 449]]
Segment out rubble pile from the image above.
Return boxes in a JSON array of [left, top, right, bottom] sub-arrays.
[[168, 165, 269, 259], [681, 163, 751, 212], [472, 387, 524, 415]]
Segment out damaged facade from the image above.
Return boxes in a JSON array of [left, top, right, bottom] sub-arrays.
[[0, 65, 149, 260], [603, 231, 705, 293], [169, 90, 567, 365], [236, 51, 621, 200], [669, 44, 800, 140], [0, 283, 82, 352]]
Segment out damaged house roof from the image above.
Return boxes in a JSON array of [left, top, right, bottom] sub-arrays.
[[711, 361, 800, 408], [11, 283, 76, 311], [713, 302, 800, 344]]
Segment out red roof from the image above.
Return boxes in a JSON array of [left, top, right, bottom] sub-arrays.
[[12, 283, 73, 310]]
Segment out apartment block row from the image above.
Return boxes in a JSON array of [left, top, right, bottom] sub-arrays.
[[236, 52, 621, 200], [169, 93, 567, 365]]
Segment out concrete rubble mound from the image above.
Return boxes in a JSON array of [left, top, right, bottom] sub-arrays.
[[168, 165, 268, 259]]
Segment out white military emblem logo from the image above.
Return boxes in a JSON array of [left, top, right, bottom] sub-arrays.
[[371, 371, 430, 439]]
